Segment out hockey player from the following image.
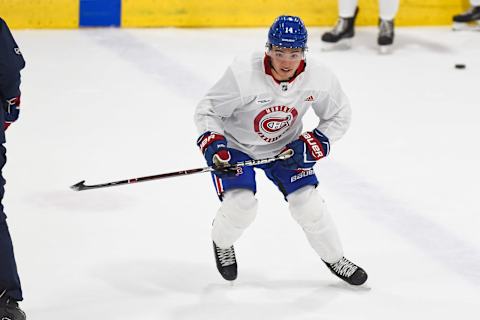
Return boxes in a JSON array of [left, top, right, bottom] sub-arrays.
[[452, 1, 480, 30], [194, 15, 367, 286], [321, 0, 399, 53], [0, 17, 26, 320]]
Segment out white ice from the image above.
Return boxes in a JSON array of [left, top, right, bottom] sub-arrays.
[[5, 26, 480, 319]]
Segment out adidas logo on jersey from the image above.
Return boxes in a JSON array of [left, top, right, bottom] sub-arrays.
[[305, 95, 315, 101]]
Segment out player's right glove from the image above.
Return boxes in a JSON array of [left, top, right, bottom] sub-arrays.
[[3, 96, 21, 130], [197, 131, 237, 177], [280, 129, 330, 169]]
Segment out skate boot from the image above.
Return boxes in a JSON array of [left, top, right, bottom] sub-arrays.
[[452, 6, 480, 31], [321, 7, 359, 50], [0, 292, 26, 320], [323, 257, 368, 286], [213, 241, 238, 281], [378, 19, 394, 54]]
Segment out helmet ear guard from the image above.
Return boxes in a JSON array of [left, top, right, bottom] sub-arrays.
[[267, 15, 308, 49]]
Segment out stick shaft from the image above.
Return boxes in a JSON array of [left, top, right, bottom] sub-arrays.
[[71, 151, 292, 191], [74, 167, 211, 191]]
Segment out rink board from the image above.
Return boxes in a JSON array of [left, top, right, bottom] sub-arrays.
[[0, 0, 79, 29], [0, 0, 472, 28], [122, 0, 469, 27]]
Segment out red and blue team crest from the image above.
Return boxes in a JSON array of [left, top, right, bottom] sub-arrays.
[[254, 105, 298, 143]]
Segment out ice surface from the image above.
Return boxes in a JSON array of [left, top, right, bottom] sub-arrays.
[[5, 26, 480, 319]]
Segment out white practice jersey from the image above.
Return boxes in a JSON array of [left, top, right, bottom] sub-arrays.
[[194, 52, 352, 159]]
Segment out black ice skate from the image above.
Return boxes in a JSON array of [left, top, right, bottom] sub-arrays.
[[321, 7, 359, 50], [378, 19, 395, 54], [452, 6, 480, 31], [213, 241, 238, 281], [0, 292, 26, 320], [323, 257, 368, 286]]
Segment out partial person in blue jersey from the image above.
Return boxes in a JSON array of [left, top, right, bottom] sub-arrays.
[[194, 15, 367, 286], [0, 17, 26, 320]]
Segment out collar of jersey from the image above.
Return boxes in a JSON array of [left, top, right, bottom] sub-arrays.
[[263, 54, 306, 85]]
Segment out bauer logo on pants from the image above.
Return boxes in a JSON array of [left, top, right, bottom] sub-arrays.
[[291, 169, 315, 182]]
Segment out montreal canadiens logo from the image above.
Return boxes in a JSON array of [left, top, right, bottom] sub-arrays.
[[254, 106, 298, 143]]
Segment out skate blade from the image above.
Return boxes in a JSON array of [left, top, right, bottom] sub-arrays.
[[378, 45, 392, 55], [452, 22, 469, 31], [321, 38, 352, 51], [452, 21, 480, 31]]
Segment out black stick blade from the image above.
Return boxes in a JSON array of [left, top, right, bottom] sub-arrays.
[[70, 180, 86, 191]]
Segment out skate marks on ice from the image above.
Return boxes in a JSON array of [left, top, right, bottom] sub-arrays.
[[320, 161, 480, 286], [81, 29, 210, 100], [92, 259, 212, 295], [24, 188, 136, 212]]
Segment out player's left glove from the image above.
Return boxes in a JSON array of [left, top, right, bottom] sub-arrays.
[[280, 129, 330, 169], [197, 131, 237, 177], [3, 96, 21, 130]]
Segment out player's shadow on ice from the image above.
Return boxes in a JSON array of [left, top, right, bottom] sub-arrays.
[[172, 280, 370, 320], [92, 259, 370, 320]]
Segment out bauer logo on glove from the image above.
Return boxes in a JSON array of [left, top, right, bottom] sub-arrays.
[[281, 129, 330, 170], [300, 131, 326, 160]]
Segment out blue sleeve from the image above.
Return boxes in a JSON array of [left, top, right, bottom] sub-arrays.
[[0, 17, 25, 100]]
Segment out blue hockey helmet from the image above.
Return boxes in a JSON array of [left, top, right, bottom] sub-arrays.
[[267, 15, 308, 49]]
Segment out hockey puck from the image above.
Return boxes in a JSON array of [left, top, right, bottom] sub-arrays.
[[455, 64, 466, 69]]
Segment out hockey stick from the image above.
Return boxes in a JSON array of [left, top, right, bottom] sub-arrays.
[[70, 150, 293, 191]]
